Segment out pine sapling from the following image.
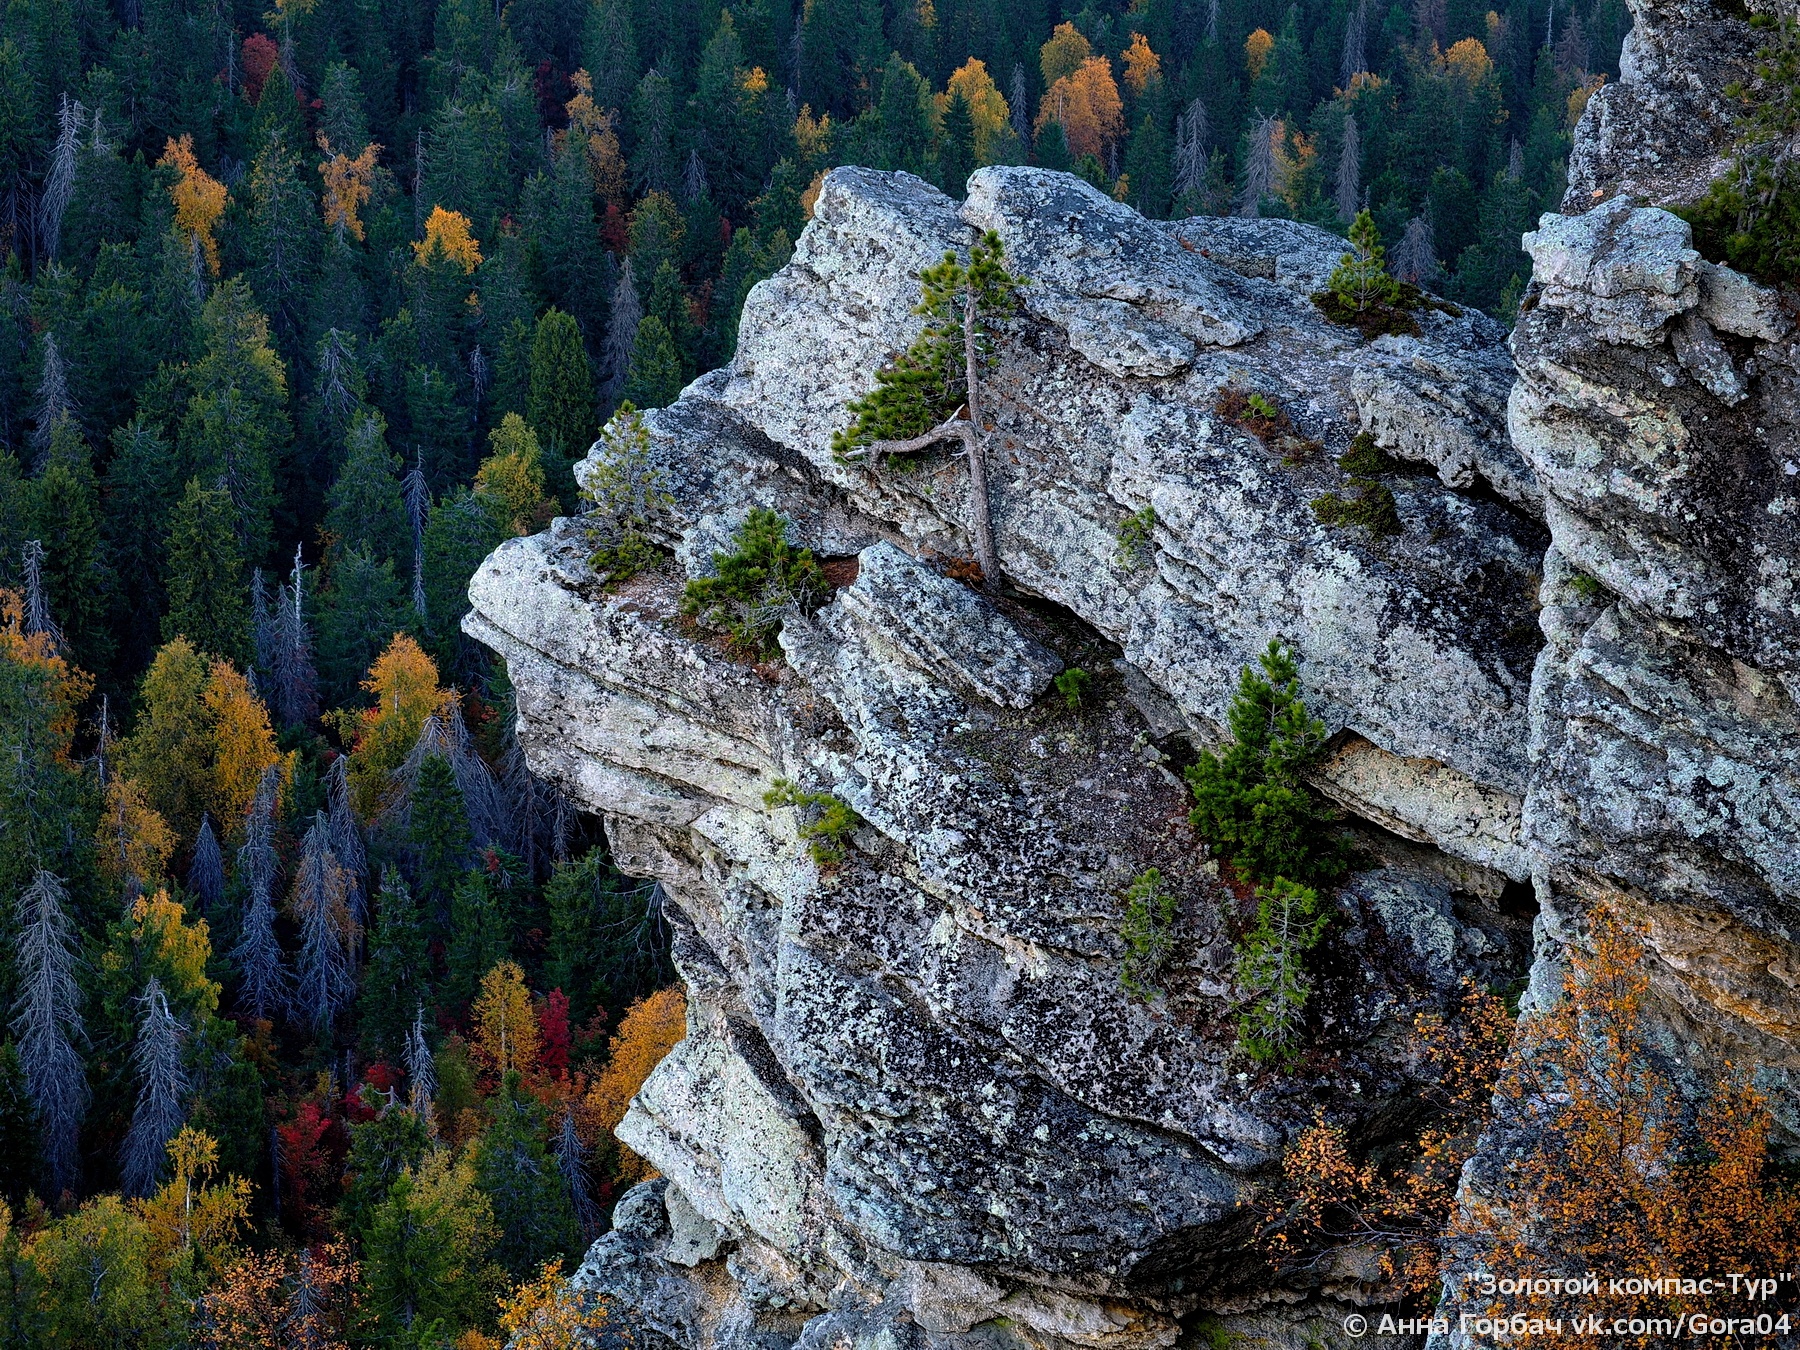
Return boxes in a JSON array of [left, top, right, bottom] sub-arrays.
[[1234, 876, 1329, 1064]]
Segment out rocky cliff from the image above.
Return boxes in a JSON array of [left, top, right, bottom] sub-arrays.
[[465, 1, 1796, 1341]]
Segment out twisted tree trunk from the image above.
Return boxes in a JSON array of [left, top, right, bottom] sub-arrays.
[[851, 280, 1003, 583]]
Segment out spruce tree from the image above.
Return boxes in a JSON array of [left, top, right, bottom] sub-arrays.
[[27, 417, 113, 676], [10, 871, 87, 1197], [940, 88, 978, 194], [230, 767, 292, 1022], [359, 870, 430, 1061], [102, 421, 178, 676], [292, 812, 357, 1038], [186, 815, 225, 919], [473, 1075, 580, 1280], [622, 315, 684, 409], [324, 410, 410, 567], [527, 308, 596, 461], [445, 863, 512, 1012], [244, 130, 319, 358], [408, 753, 472, 933], [271, 546, 320, 729], [163, 479, 249, 663], [121, 977, 188, 1198], [0, 1042, 41, 1208]]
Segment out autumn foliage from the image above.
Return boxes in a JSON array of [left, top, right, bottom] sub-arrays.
[[1456, 907, 1800, 1344], [159, 134, 229, 273], [585, 986, 687, 1183], [1035, 56, 1124, 161]]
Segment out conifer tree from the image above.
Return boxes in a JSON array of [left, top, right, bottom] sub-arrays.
[[230, 766, 291, 1021], [29, 337, 75, 466], [407, 751, 472, 931], [245, 130, 319, 356], [102, 421, 178, 674], [528, 309, 597, 462], [404, 1006, 436, 1124], [555, 1107, 601, 1241], [187, 815, 225, 919], [292, 812, 357, 1037], [402, 456, 430, 621], [0, 1041, 42, 1207], [121, 977, 189, 1197], [28, 418, 112, 675], [446, 862, 513, 1011], [622, 315, 684, 409], [326, 756, 367, 929], [164, 479, 250, 663], [271, 546, 319, 729], [1334, 114, 1361, 223], [11, 870, 88, 1197], [325, 410, 409, 567], [474, 1075, 580, 1279], [601, 265, 643, 402], [317, 546, 410, 708], [360, 871, 429, 1061], [38, 95, 82, 263]]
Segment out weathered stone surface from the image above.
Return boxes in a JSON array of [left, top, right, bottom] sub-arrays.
[[1520, 198, 1700, 347], [1562, 0, 1756, 211], [476, 165, 1552, 1350]]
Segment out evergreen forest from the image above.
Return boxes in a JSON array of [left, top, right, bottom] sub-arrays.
[[0, 0, 1629, 1339]]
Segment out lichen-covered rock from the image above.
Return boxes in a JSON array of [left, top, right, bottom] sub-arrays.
[[474, 165, 1550, 1350]]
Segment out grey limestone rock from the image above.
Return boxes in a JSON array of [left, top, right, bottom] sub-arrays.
[[477, 163, 1553, 1350]]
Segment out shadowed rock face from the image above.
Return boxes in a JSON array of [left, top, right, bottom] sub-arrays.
[[468, 164, 1546, 1347]]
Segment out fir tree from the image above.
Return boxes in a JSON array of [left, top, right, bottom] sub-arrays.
[[10, 870, 87, 1197], [318, 547, 410, 709], [187, 815, 226, 920], [445, 861, 513, 1011], [527, 308, 597, 464], [29, 337, 75, 467], [292, 812, 357, 1038], [326, 755, 367, 929], [121, 978, 188, 1197], [940, 88, 977, 194], [0, 1042, 41, 1208], [324, 410, 409, 567], [230, 767, 291, 1022], [37, 95, 82, 264], [554, 1107, 601, 1241], [102, 421, 179, 675], [245, 130, 319, 356], [1335, 114, 1362, 224], [601, 264, 644, 402], [164, 479, 250, 663], [271, 546, 319, 729], [404, 1006, 436, 1123], [473, 1075, 580, 1280], [27, 418, 112, 675], [406, 751, 472, 931], [622, 315, 684, 409], [359, 871, 429, 1061]]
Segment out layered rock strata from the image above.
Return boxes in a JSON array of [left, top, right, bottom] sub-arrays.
[[469, 161, 1552, 1350]]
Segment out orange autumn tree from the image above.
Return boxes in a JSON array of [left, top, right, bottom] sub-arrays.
[[95, 776, 176, 893], [318, 138, 381, 243], [0, 587, 93, 752], [565, 70, 628, 208], [160, 134, 229, 273], [205, 659, 288, 830], [1035, 56, 1124, 162], [1245, 27, 1274, 78], [500, 1261, 632, 1349], [343, 634, 453, 819], [414, 205, 483, 274], [1455, 907, 1800, 1346], [1257, 980, 1512, 1293], [584, 986, 687, 1183], [1122, 32, 1162, 96]]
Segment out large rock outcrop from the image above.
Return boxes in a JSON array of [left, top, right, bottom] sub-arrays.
[[470, 162, 1545, 1350], [469, 0, 1797, 1327]]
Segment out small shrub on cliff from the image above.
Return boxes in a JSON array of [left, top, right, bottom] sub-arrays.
[[764, 778, 860, 864], [1454, 907, 1800, 1343], [1114, 505, 1157, 568], [1233, 875, 1329, 1063], [583, 402, 673, 583], [1119, 868, 1177, 999], [1311, 481, 1400, 538], [1678, 11, 1800, 287], [1257, 980, 1512, 1288], [679, 508, 827, 657], [1185, 640, 1346, 890], [1053, 667, 1090, 709]]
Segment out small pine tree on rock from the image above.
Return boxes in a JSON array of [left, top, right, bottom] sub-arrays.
[[1185, 639, 1346, 889]]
